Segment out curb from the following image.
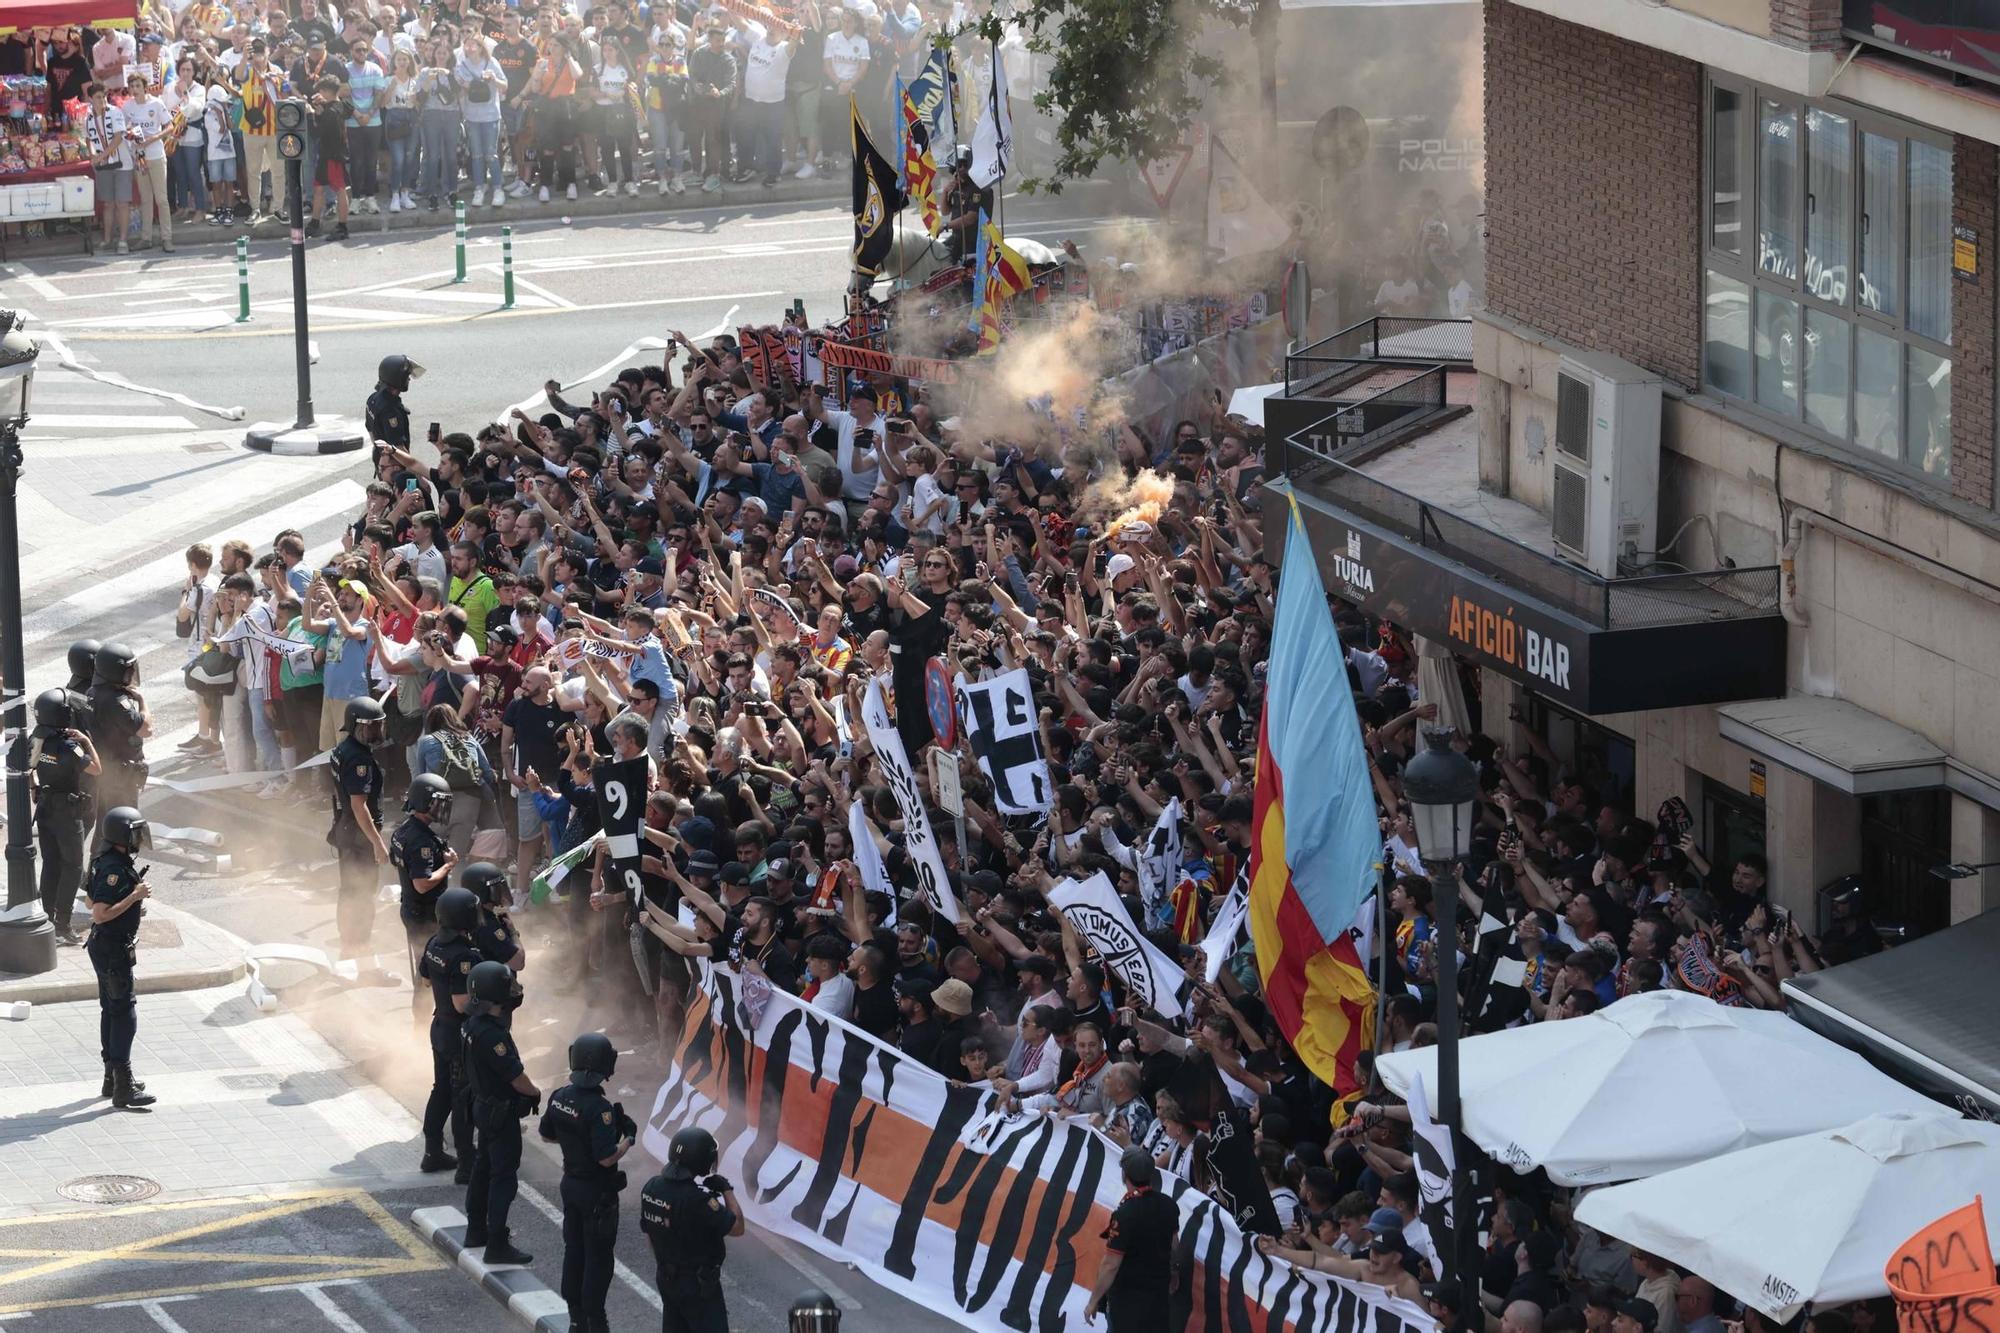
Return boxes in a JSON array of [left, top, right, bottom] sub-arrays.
[[414, 1205, 573, 1333], [243, 415, 368, 455], [0, 177, 848, 261], [0, 901, 250, 1005]]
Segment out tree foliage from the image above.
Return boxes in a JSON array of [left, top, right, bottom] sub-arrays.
[[976, 0, 1249, 191]]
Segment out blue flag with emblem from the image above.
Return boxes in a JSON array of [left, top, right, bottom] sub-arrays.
[[967, 207, 993, 335]]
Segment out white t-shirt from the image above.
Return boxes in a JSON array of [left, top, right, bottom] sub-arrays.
[[742, 37, 790, 103], [83, 103, 133, 170], [1374, 277, 1421, 313], [808, 972, 855, 1019], [822, 30, 870, 83], [165, 83, 207, 147], [910, 471, 946, 535], [126, 96, 171, 162], [204, 85, 237, 155]]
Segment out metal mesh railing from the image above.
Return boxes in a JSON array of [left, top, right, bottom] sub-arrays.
[[1603, 568, 1782, 628], [1326, 365, 1448, 452]]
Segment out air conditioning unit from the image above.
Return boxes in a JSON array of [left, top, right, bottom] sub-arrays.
[[1549, 348, 1663, 578]]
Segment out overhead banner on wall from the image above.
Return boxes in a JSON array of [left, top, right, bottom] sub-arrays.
[[643, 964, 1439, 1333]]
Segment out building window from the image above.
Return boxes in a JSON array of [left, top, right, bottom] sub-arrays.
[[1703, 74, 1953, 481]]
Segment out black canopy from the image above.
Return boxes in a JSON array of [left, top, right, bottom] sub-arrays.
[[1783, 909, 2000, 1120]]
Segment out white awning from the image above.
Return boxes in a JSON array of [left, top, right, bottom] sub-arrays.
[[1716, 697, 1946, 796]]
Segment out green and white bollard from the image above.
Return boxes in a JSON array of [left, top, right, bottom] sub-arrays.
[[234, 236, 251, 323], [501, 225, 515, 309], [452, 201, 467, 284]]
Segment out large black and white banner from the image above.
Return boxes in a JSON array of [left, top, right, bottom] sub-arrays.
[[1048, 872, 1189, 1017], [593, 756, 651, 897], [955, 669, 1052, 815], [1405, 1076, 1457, 1282], [861, 677, 965, 923], [645, 963, 1437, 1333]]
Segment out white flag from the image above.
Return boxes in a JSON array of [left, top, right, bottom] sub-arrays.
[[954, 668, 1051, 814], [1206, 138, 1290, 261], [1136, 797, 1182, 911], [1048, 871, 1187, 1017], [848, 799, 896, 927], [968, 42, 1012, 190], [1199, 883, 1248, 982], [859, 678, 964, 923]]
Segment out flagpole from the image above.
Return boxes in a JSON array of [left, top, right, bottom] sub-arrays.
[[990, 36, 1004, 242]]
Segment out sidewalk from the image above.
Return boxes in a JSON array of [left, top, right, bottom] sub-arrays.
[[1, 174, 846, 262], [0, 900, 246, 1007]]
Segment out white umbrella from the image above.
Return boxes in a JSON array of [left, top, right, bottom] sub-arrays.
[[1413, 634, 1472, 737], [1225, 381, 1284, 426], [1376, 990, 1943, 1184], [1575, 1112, 1996, 1321]]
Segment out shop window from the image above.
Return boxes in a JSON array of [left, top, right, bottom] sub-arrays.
[[1700, 776, 1766, 897], [1703, 75, 1953, 483]]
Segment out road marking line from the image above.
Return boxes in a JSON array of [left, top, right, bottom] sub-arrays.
[[60, 290, 787, 339], [516, 1183, 663, 1312], [344, 1281, 426, 1333], [22, 413, 198, 430], [6, 264, 61, 302], [124, 292, 225, 307], [370, 287, 550, 307], [127, 1298, 196, 1333], [507, 275, 574, 309], [280, 1281, 375, 1333], [0, 1249, 391, 1267], [0, 1263, 441, 1315]]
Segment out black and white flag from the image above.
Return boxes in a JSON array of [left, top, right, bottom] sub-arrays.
[[1406, 1075, 1458, 1281], [862, 678, 965, 922], [1137, 797, 1182, 911], [954, 668, 1052, 815], [592, 756, 651, 898], [1049, 871, 1188, 1017]]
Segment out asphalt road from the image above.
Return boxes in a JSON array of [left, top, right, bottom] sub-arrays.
[[11, 181, 1139, 439]]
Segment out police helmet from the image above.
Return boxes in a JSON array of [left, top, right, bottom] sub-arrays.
[[568, 1031, 617, 1086], [461, 860, 508, 907], [343, 697, 387, 740], [790, 1291, 842, 1333], [663, 1125, 719, 1180], [952, 144, 972, 172], [103, 805, 151, 853], [436, 886, 481, 933], [404, 772, 451, 816], [66, 638, 101, 688], [377, 354, 426, 394], [92, 642, 139, 690], [32, 687, 75, 732], [468, 959, 514, 1005]]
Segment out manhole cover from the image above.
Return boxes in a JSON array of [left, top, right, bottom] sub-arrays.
[[58, 1174, 161, 1204]]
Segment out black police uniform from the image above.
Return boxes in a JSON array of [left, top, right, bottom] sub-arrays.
[[943, 173, 995, 264], [538, 1082, 633, 1331], [1100, 1185, 1178, 1333], [462, 1009, 531, 1245], [418, 930, 481, 1163], [88, 689, 145, 858], [327, 734, 384, 956], [639, 1173, 736, 1333], [453, 905, 524, 1141], [392, 815, 452, 994], [366, 385, 411, 449], [32, 730, 92, 937], [84, 848, 144, 1070]]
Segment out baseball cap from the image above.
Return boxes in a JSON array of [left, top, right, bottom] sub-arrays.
[[766, 857, 796, 882], [719, 861, 750, 886], [1369, 1230, 1411, 1257], [1421, 1279, 1462, 1310], [1367, 1207, 1404, 1237], [831, 554, 859, 580], [686, 849, 720, 875], [1105, 553, 1136, 580], [1614, 1301, 1658, 1331]]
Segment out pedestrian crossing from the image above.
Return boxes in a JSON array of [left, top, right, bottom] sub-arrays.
[[17, 364, 203, 441]]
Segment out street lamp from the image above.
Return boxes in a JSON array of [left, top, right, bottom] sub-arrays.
[[0, 310, 52, 977], [1402, 726, 1479, 1332]]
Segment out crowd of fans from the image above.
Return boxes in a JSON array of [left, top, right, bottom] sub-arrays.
[[154, 298, 1890, 1330], [5, 0, 990, 241]]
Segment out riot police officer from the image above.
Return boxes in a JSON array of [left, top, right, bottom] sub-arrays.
[[417, 886, 483, 1174], [639, 1126, 743, 1333], [329, 698, 391, 978], [940, 146, 993, 265], [87, 806, 157, 1110], [463, 959, 539, 1266], [87, 642, 147, 859], [31, 689, 101, 946], [367, 353, 422, 449], [392, 773, 457, 1007], [65, 638, 101, 700], [538, 1032, 635, 1333], [454, 860, 524, 1183]]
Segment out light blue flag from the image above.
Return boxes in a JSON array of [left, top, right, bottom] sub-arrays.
[[968, 207, 993, 334]]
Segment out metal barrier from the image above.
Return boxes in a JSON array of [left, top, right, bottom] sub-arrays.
[[1296, 365, 1449, 456], [1287, 316, 1473, 395], [1286, 455, 1782, 629]]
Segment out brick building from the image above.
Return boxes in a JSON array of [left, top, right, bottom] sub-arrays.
[[1270, 0, 2000, 963]]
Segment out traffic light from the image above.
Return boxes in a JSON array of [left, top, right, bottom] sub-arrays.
[[275, 98, 308, 161]]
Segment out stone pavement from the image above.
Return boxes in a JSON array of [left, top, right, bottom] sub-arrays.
[[0, 983, 425, 1213], [0, 900, 247, 1007]]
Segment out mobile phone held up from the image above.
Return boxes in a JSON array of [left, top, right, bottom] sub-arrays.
[[428, 421, 442, 445]]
